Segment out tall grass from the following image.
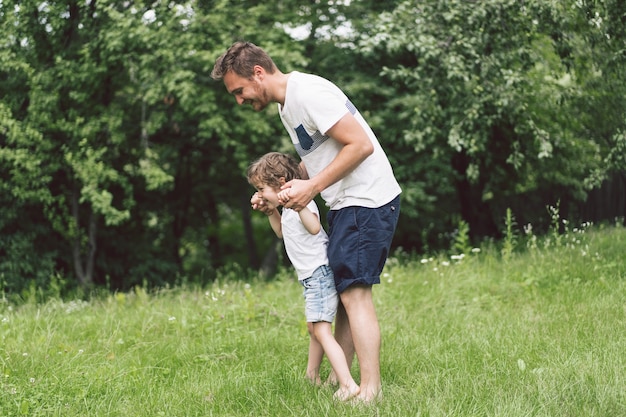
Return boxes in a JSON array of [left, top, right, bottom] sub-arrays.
[[1, 223, 625, 416]]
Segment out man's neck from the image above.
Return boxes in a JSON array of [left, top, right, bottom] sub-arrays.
[[268, 71, 291, 106]]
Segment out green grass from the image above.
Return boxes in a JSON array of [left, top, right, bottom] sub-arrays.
[[1, 224, 625, 416]]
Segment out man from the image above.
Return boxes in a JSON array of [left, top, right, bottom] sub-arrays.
[[211, 41, 401, 403]]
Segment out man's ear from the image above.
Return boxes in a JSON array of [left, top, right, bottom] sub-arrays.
[[253, 65, 264, 80]]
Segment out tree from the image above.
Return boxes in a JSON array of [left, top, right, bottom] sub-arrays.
[[358, 0, 623, 246], [1, 0, 307, 293]]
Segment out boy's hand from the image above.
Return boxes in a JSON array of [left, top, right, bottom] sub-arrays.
[[277, 189, 290, 206], [280, 179, 315, 212], [251, 192, 276, 215]]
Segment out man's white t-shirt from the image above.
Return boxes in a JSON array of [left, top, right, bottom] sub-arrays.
[[278, 71, 401, 210], [281, 200, 328, 281]]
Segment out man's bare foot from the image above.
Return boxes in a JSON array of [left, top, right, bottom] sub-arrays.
[[352, 387, 383, 404], [333, 383, 360, 402]]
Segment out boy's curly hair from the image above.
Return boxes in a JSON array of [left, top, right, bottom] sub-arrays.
[[247, 152, 302, 188]]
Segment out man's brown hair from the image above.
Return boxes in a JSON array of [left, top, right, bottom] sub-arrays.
[[211, 41, 277, 80]]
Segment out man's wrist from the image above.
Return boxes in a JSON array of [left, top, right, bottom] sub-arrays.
[[309, 177, 324, 196]]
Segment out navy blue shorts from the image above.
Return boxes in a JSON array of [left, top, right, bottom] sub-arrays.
[[327, 195, 400, 293]]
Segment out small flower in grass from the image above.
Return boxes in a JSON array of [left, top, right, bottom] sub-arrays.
[[29, 378, 36, 384], [441, 261, 450, 267], [22, 353, 28, 357], [523, 223, 533, 235], [384, 272, 392, 283], [168, 316, 176, 322], [471, 248, 481, 254], [517, 358, 526, 371], [420, 258, 429, 264]]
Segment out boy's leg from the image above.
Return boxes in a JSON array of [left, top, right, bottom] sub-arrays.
[[312, 321, 360, 401], [306, 322, 324, 384], [339, 285, 381, 402], [327, 301, 354, 385]]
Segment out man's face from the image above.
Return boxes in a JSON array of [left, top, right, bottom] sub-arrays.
[[223, 70, 270, 112]]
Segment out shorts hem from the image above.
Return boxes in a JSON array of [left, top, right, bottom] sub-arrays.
[[336, 276, 380, 294]]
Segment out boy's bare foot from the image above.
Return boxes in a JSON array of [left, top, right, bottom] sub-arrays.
[[333, 383, 360, 402], [324, 371, 338, 386], [307, 376, 322, 386], [305, 372, 322, 386]]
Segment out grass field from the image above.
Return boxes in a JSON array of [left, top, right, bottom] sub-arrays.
[[1, 223, 625, 416]]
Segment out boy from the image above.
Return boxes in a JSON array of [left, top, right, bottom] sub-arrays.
[[247, 152, 359, 401]]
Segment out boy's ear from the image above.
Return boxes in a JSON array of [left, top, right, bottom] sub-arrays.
[[279, 177, 286, 185]]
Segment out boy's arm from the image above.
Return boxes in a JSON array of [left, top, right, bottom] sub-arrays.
[[266, 208, 283, 238], [298, 206, 321, 235]]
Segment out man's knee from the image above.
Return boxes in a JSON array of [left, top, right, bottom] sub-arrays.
[[339, 284, 373, 308]]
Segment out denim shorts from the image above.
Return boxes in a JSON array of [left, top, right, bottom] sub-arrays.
[[301, 265, 339, 323], [327, 195, 400, 293]]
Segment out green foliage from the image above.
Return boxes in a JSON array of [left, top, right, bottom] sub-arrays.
[[358, 0, 626, 245], [0, 0, 304, 292], [452, 218, 472, 256], [501, 208, 518, 261], [2, 0, 626, 293], [547, 201, 563, 248]]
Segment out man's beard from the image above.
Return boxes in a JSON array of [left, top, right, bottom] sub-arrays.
[[250, 83, 270, 111]]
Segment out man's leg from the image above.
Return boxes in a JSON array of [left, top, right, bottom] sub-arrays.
[[340, 285, 381, 402]]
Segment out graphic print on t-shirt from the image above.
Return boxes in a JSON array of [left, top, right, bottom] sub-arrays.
[[293, 125, 328, 156], [292, 99, 357, 157]]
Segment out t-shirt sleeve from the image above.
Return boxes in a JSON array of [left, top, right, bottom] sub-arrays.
[[306, 200, 320, 217], [302, 83, 350, 135]]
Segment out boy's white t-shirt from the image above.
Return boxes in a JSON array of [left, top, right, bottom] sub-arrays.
[[278, 71, 401, 210], [281, 200, 328, 281]]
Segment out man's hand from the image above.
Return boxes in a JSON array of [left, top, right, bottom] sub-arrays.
[[280, 179, 317, 212]]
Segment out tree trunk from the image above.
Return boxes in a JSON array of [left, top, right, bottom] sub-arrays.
[[241, 193, 259, 269], [452, 151, 500, 239], [71, 186, 95, 289]]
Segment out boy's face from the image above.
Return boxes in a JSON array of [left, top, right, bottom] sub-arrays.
[[253, 181, 281, 208]]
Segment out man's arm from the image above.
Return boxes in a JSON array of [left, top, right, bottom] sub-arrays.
[[280, 112, 373, 210]]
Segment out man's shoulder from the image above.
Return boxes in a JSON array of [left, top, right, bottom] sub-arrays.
[[290, 71, 336, 89]]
